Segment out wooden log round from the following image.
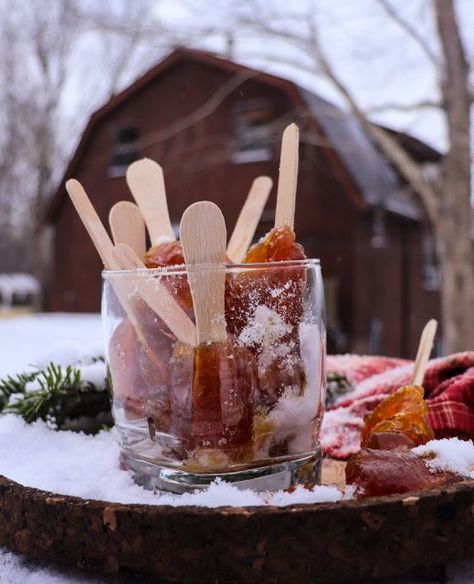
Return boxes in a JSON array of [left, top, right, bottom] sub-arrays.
[[0, 474, 473, 583]]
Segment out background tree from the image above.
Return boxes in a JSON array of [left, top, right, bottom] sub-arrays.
[[0, 0, 157, 276]]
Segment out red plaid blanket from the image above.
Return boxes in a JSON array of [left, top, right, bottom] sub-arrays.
[[322, 352, 474, 459], [326, 355, 408, 386]]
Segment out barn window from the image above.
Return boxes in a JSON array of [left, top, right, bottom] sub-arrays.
[[109, 126, 139, 177], [233, 100, 273, 163], [422, 231, 440, 290]]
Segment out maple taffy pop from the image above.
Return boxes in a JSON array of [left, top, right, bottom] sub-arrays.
[[103, 203, 325, 493], [72, 123, 327, 493]]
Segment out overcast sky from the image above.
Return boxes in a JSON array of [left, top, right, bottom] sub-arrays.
[[149, 0, 474, 154], [57, 0, 474, 156]]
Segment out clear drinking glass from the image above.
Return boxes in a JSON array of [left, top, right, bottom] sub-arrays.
[[102, 259, 326, 493]]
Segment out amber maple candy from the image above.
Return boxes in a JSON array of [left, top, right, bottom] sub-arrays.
[[226, 226, 306, 336], [244, 225, 306, 263], [169, 337, 257, 465], [225, 226, 307, 406], [144, 240, 184, 267], [143, 240, 193, 310], [345, 448, 459, 497], [361, 385, 434, 449], [109, 303, 174, 430], [108, 318, 144, 418], [243, 226, 307, 330]]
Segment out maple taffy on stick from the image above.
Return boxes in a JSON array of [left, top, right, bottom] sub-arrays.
[[244, 124, 304, 264], [226, 124, 308, 406], [344, 320, 456, 497], [170, 201, 257, 466]]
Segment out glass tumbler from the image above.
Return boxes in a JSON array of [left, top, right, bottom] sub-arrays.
[[102, 259, 326, 493]]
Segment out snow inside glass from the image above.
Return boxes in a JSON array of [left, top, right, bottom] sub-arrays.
[[102, 260, 326, 493]]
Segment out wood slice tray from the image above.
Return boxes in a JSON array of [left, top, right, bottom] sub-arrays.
[[0, 467, 473, 584]]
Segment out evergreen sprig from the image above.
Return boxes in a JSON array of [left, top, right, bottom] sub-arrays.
[[0, 360, 112, 432], [325, 372, 353, 407], [0, 371, 37, 408]]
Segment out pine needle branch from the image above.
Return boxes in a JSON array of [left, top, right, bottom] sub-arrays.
[[0, 360, 112, 432]]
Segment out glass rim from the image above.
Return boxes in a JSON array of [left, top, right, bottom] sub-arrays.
[[102, 258, 320, 279]]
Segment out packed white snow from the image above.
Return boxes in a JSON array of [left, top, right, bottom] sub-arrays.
[[23, 340, 107, 392], [0, 547, 113, 584], [0, 414, 342, 508], [413, 438, 474, 479], [238, 304, 291, 347], [0, 313, 103, 377]]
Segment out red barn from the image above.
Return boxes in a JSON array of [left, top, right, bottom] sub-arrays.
[[45, 48, 441, 357]]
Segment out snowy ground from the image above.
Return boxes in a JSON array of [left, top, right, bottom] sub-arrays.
[[0, 312, 103, 377], [0, 313, 110, 583], [0, 313, 473, 583]]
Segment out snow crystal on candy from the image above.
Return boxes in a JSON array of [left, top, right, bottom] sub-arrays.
[[238, 305, 291, 347], [413, 438, 474, 479]]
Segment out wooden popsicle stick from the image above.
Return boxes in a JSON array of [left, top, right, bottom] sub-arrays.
[[226, 176, 273, 263], [109, 201, 147, 259], [412, 319, 438, 386], [66, 179, 118, 269], [274, 123, 299, 229], [112, 243, 197, 347], [126, 158, 175, 245], [180, 202, 227, 345], [66, 179, 151, 349]]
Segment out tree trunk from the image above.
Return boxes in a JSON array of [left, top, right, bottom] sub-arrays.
[[434, 0, 474, 352], [437, 232, 474, 353]]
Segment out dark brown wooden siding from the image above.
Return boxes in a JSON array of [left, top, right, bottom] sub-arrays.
[[351, 213, 440, 357]]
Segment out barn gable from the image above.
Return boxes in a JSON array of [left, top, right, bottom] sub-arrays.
[[46, 48, 431, 225]]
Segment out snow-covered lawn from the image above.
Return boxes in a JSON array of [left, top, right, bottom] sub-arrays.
[[0, 313, 102, 377]]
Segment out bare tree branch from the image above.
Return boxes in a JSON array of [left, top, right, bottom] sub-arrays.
[[375, 0, 439, 67], [305, 18, 439, 227], [365, 100, 441, 114], [0, 0, 181, 275]]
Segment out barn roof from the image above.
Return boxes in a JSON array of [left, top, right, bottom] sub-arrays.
[[46, 48, 440, 223], [300, 89, 423, 219]]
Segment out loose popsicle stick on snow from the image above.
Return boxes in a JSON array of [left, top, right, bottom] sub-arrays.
[[274, 123, 299, 229], [412, 319, 438, 386], [126, 158, 175, 244], [180, 202, 227, 345], [112, 243, 197, 347], [226, 176, 273, 263], [109, 201, 146, 259]]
